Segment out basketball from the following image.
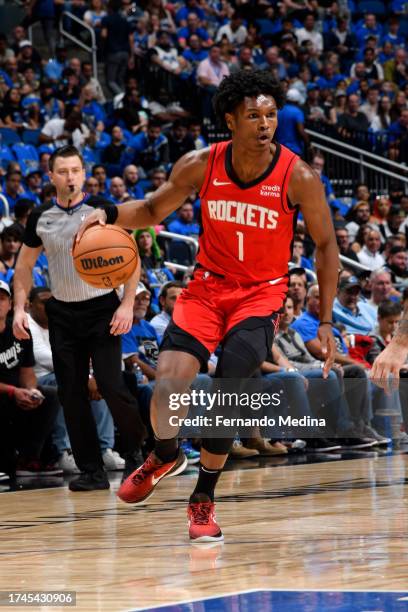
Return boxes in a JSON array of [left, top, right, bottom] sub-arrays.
[[72, 224, 139, 289]]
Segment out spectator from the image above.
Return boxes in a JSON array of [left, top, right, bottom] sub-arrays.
[[0, 281, 60, 477], [196, 44, 230, 117], [346, 200, 371, 242], [355, 14, 382, 49], [13, 198, 35, 231], [78, 85, 106, 132], [295, 13, 323, 55], [291, 238, 313, 270], [260, 47, 287, 81], [335, 225, 360, 263], [92, 164, 110, 198], [370, 95, 392, 132], [150, 281, 184, 342], [333, 276, 377, 334], [338, 94, 370, 139], [123, 165, 144, 199], [167, 202, 200, 236], [367, 300, 403, 364], [109, 177, 129, 204], [2, 172, 27, 214], [122, 282, 160, 382], [178, 12, 211, 48], [359, 87, 379, 124], [0, 88, 24, 129], [288, 270, 308, 317], [39, 110, 90, 150], [85, 176, 100, 196], [385, 246, 408, 290], [81, 61, 105, 104], [167, 119, 195, 164], [0, 33, 15, 68], [368, 270, 394, 310], [0, 223, 23, 272], [101, 126, 127, 166], [275, 89, 308, 156], [84, 0, 107, 30], [24, 170, 42, 206], [215, 12, 248, 46], [369, 196, 391, 228], [21, 0, 56, 56], [132, 120, 169, 172], [379, 206, 407, 242], [357, 228, 385, 271], [116, 87, 148, 133], [315, 62, 345, 90], [101, 0, 134, 95]]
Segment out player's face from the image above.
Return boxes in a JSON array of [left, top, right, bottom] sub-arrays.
[[49, 155, 86, 199], [226, 95, 278, 151]]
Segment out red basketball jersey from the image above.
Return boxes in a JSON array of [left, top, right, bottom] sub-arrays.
[[197, 141, 299, 283]]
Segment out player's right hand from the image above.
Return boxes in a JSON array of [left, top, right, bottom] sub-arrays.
[[76, 208, 107, 244], [13, 310, 31, 340]]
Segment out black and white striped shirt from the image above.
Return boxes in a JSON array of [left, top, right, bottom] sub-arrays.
[[24, 196, 113, 302]]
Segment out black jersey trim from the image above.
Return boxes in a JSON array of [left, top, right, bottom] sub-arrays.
[[224, 141, 281, 190]]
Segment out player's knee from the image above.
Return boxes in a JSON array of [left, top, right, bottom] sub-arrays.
[[202, 437, 233, 455]]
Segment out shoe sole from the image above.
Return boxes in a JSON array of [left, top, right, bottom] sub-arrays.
[[190, 533, 224, 543], [119, 453, 188, 505]]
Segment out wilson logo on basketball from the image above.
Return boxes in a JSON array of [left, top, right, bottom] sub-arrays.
[[80, 255, 125, 270]]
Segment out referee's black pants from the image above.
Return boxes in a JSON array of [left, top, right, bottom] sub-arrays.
[[46, 292, 146, 473]]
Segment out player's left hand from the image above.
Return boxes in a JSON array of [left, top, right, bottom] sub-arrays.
[[318, 324, 336, 378], [110, 302, 133, 335]]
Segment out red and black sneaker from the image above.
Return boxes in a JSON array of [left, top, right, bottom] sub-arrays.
[[187, 494, 224, 543], [117, 448, 187, 504]]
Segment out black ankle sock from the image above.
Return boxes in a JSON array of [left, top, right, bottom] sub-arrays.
[[190, 464, 222, 503], [154, 437, 178, 463]]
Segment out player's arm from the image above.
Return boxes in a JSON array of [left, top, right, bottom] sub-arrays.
[[288, 160, 339, 376], [13, 244, 43, 340], [76, 149, 209, 241], [370, 305, 408, 387]]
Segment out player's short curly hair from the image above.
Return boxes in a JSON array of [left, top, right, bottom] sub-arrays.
[[213, 70, 285, 128]]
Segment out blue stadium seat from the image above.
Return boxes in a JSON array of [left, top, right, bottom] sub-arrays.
[[11, 143, 39, 174], [0, 128, 21, 146], [0, 144, 15, 171], [357, 1, 386, 16], [22, 129, 41, 146], [399, 17, 408, 37]]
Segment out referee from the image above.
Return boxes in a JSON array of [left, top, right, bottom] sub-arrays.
[[13, 145, 146, 491]]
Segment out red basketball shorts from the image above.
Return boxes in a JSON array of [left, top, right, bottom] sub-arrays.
[[172, 266, 288, 354]]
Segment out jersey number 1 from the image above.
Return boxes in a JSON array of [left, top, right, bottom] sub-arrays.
[[236, 231, 244, 262]]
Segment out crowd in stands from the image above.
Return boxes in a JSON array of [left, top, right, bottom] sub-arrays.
[[0, 0, 407, 481]]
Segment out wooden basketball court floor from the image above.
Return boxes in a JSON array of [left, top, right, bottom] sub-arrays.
[[0, 450, 407, 612]]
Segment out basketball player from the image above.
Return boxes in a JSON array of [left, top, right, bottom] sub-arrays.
[[12, 145, 146, 491], [77, 71, 339, 541], [371, 305, 408, 387]]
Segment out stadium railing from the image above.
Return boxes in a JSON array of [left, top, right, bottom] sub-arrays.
[[59, 11, 97, 77]]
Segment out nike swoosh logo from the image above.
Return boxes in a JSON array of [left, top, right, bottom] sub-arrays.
[[151, 465, 174, 485], [213, 179, 231, 186]]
